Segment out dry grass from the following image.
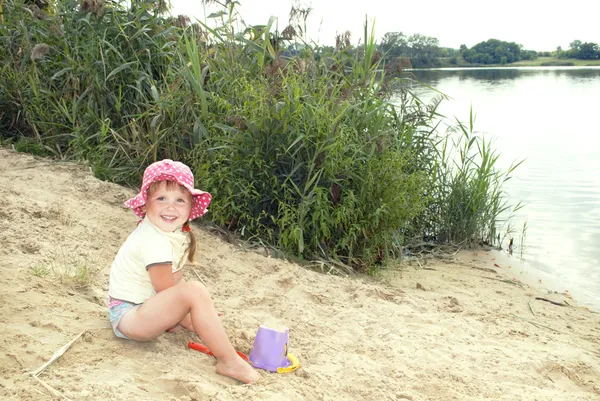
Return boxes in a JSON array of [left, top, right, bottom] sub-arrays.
[[36, 246, 102, 290]]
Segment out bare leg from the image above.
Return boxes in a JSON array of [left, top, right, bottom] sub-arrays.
[[166, 314, 192, 333], [167, 310, 222, 332], [117, 282, 260, 384]]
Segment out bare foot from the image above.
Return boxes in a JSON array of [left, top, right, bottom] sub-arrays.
[[216, 355, 261, 384]]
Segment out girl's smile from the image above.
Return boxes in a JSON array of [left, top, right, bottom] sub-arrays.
[[143, 181, 193, 232]]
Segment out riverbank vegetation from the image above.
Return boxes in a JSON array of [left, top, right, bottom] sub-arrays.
[[373, 32, 599, 69], [0, 0, 522, 271], [509, 57, 600, 67]]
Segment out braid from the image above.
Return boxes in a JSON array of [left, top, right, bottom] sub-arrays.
[[183, 221, 197, 263]]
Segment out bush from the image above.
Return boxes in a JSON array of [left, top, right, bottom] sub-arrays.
[[0, 0, 519, 271]]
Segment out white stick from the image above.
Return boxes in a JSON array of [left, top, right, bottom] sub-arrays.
[[192, 268, 209, 288], [31, 329, 86, 377], [30, 374, 73, 401]]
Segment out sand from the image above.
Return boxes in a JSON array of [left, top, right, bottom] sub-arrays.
[[0, 148, 599, 401]]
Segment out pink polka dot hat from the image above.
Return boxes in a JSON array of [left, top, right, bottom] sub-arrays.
[[123, 159, 212, 221]]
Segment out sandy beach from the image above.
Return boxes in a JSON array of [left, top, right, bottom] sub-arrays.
[[1, 148, 599, 401]]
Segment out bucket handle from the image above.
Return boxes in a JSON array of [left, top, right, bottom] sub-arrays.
[[277, 353, 300, 374]]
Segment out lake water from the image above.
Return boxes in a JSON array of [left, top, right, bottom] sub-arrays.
[[404, 67, 600, 310]]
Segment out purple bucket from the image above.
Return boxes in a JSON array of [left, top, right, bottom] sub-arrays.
[[249, 325, 292, 372]]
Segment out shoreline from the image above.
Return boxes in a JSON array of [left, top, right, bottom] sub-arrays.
[[406, 65, 600, 71], [405, 57, 600, 70], [465, 249, 600, 313], [1, 148, 599, 400]]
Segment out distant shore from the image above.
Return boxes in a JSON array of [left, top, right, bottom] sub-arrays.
[[407, 57, 600, 70], [506, 56, 600, 67]]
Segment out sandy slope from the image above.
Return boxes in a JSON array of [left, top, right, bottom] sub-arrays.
[[0, 148, 598, 401]]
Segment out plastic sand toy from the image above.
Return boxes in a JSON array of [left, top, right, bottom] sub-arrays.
[[188, 324, 300, 374], [249, 324, 299, 373], [188, 341, 250, 363]]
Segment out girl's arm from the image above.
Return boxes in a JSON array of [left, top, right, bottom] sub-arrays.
[[173, 269, 184, 284], [148, 264, 176, 293], [148, 264, 193, 332]]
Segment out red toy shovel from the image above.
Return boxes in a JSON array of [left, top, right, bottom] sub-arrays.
[[188, 341, 250, 363]]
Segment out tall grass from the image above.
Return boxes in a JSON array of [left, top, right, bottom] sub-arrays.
[[1, 0, 195, 181], [0, 0, 521, 271], [429, 111, 524, 246]]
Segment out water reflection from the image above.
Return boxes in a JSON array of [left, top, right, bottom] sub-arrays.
[[397, 67, 600, 309], [404, 67, 600, 86]]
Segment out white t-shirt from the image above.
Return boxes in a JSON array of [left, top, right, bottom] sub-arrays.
[[108, 217, 189, 304]]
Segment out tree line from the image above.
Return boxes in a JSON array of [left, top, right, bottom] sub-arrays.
[[554, 40, 600, 60], [372, 32, 599, 68]]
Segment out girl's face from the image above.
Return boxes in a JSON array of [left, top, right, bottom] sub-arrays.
[[143, 181, 193, 232]]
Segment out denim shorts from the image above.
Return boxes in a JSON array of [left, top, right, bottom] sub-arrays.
[[108, 297, 140, 339]]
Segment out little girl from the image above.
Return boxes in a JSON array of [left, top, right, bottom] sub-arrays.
[[108, 159, 261, 384]]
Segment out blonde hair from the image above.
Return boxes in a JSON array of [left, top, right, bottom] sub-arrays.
[[147, 180, 197, 263]]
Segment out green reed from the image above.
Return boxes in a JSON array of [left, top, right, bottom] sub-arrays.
[[420, 106, 524, 247], [0, 0, 521, 271]]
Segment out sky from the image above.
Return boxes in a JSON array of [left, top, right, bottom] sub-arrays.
[[170, 0, 599, 52]]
